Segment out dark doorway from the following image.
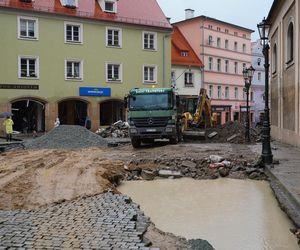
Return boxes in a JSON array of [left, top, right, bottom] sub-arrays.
[[58, 100, 88, 126], [100, 100, 124, 126], [234, 112, 239, 121], [11, 99, 45, 132]]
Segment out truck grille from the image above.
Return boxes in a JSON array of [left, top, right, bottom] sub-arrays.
[[132, 117, 170, 127]]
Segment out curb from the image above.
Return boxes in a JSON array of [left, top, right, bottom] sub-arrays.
[[265, 166, 300, 228]]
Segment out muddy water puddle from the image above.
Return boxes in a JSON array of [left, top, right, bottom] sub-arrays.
[[118, 178, 299, 250]]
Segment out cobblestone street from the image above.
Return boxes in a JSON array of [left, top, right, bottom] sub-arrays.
[[0, 192, 154, 250]]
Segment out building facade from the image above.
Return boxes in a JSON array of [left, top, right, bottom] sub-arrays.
[[174, 10, 254, 125], [0, 0, 172, 132], [171, 26, 203, 102], [251, 40, 265, 125], [267, 0, 300, 147]]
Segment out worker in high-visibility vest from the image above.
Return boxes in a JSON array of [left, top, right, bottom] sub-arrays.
[[3, 116, 14, 142]]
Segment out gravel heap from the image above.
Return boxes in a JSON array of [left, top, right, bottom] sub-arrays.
[[25, 125, 107, 149]]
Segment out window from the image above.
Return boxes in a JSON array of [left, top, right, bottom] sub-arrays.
[[257, 58, 261, 66], [65, 22, 82, 43], [18, 16, 38, 40], [258, 72, 261, 81], [217, 27, 221, 32], [250, 91, 254, 101], [143, 65, 157, 83], [65, 60, 83, 80], [234, 87, 238, 99], [208, 35, 213, 46], [217, 86, 222, 99], [217, 59, 221, 72], [242, 44, 246, 53], [106, 27, 122, 47], [225, 29, 229, 34], [234, 62, 238, 74], [225, 60, 229, 73], [143, 31, 157, 50], [217, 37, 221, 47], [234, 31, 238, 36], [234, 41, 238, 51], [287, 22, 294, 63], [243, 63, 246, 69], [243, 34, 246, 38], [209, 57, 213, 70], [18, 56, 39, 78], [105, 1, 116, 12], [225, 39, 228, 49], [181, 51, 188, 57], [62, 0, 77, 7], [225, 87, 229, 99], [208, 25, 213, 29], [184, 72, 194, 87], [106, 63, 122, 82], [273, 44, 277, 73], [171, 71, 176, 88], [209, 85, 213, 98]]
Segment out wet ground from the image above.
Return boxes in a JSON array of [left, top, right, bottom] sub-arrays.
[[119, 178, 299, 250]]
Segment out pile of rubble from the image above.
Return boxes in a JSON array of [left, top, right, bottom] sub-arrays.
[[207, 121, 261, 143], [25, 125, 107, 149], [96, 120, 129, 138], [122, 153, 266, 182]]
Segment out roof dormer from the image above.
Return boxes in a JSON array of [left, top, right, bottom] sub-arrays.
[[60, 0, 78, 9], [98, 0, 118, 14]]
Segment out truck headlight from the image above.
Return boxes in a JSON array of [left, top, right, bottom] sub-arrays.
[[130, 128, 137, 134], [165, 127, 173, 132]]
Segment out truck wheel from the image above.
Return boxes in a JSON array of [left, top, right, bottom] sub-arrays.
[[170, 136, 178, 144], [131, 138, 141, 148]]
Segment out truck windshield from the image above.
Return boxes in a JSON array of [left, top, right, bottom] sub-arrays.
[[129, 93, 173, 111]]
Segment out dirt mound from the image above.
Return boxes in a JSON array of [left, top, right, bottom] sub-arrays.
[[25, 125, 107, 149], [207, 121, 261, 143]]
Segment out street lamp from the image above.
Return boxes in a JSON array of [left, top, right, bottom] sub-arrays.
[[243, 66, 255, 142], [257, 18, 273, 165]]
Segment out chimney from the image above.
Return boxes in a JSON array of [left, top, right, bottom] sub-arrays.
[[185, 9, 194, 20], [166, 17, 171, 24]]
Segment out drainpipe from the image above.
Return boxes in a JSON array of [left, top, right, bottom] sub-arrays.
[[163, 33, 171, 87]]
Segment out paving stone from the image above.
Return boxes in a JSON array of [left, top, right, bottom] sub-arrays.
[[0, 193, 154, 249]]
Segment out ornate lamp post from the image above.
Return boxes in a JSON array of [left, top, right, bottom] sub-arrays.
[[243, 66, 255, 142], [257, 18, 273, 165]]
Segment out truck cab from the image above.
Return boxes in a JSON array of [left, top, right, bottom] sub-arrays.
[[125, 88, 182, 148]]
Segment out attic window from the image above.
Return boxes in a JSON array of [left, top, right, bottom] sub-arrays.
[[62, 0, 77, 8], [104, 0, 116, 13], [181, 51, 188, 57]]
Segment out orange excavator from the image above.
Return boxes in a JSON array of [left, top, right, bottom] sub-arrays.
[[182, 88, 212, 139]]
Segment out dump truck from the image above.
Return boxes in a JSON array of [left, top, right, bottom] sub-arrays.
[[125, 88, 183, 148]]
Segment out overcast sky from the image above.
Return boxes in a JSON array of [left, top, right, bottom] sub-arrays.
[[156, 0, 274, 41]]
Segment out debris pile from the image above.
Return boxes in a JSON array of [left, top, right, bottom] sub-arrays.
[[96, 120, 129, 138], [25, 125, 107, 149], [207, 121, 261, 143]]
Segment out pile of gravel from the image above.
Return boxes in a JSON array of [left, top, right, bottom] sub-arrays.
[[25, 125, 107, 149]]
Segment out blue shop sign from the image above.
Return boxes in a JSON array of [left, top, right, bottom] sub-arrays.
[[79, 87, 111, 97]]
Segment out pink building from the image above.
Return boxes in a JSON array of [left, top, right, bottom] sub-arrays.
[[174, 10, 254, 124]]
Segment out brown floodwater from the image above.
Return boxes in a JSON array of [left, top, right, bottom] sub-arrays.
[[118, 178, 299, 250]]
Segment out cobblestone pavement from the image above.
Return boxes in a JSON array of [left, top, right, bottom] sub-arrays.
[[0, 192, 157, 249]]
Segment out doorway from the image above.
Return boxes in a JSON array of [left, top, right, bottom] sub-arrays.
[[58, 99, 88, 126]]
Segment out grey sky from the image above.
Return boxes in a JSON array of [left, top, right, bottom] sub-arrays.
[[156, 0, 274, 40]]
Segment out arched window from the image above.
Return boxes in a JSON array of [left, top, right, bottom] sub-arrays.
[[273, 44, 277, 73], [287, 22, 294, 63]]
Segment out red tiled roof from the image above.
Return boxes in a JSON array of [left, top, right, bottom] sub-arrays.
[[0, 0, 172, 29], [172, 26, 204, 67]]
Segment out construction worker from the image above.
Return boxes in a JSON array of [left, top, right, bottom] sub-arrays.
[[211, 112, 217, 128], [3, 116, 14, 142]]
